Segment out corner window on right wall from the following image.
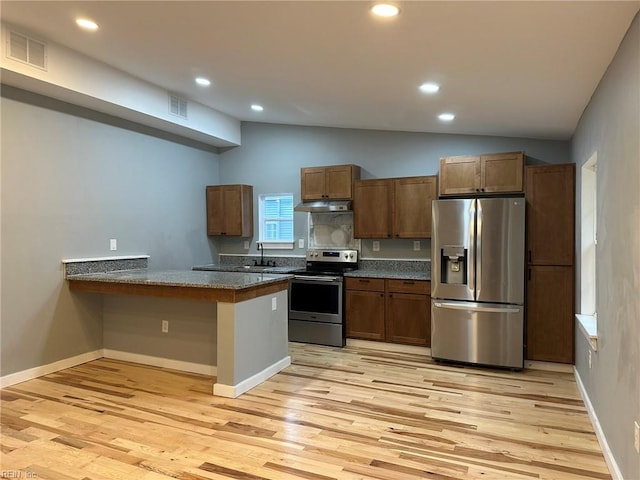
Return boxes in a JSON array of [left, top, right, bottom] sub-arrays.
[[581, 152, 597, 317]]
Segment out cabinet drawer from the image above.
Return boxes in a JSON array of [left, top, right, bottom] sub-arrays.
[[386, 279, 430, 294], [345, 277, 385, 292]]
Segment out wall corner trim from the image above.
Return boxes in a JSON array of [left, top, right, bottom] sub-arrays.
[[574, 367, 623, 480], [0, 349, 103, 388]]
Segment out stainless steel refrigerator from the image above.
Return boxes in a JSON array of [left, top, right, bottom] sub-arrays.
[[431, 197, 525, 369]]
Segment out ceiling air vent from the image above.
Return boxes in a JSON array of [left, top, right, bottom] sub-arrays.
[[169, 94, 188, 119], [7, 30, 47, 70]]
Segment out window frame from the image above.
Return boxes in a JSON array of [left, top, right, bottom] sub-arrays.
[[258, 192, 295, 249]]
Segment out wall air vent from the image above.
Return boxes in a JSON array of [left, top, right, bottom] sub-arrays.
[[7, 30, 47, 70], [169, 94, 188, 119]]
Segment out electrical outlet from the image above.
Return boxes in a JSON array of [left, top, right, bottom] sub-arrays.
[[110, 239, 117, 251], [372, 241, 380, 252], [413, 240, 421, 251], [162, 320, 169, 333], [243, 240, 249, 250], [298, 238, 304, 249], [588, 350, 592, 368], [634, 421, 639, 454], [271, 297, 277, 311]]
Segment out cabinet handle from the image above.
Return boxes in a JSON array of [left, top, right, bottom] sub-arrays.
[[380, 293, 384, 298], [528, 268, 532, 281], [403, 281, 415, 285], [359, 279, 370, 283], [528, 250, 532, 262]]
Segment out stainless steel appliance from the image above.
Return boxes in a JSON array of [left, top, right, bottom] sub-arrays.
[[431, 197, 525, 368], [289, 249, 358, 347]]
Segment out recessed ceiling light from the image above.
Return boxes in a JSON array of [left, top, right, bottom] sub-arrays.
[[251, 104, 264, 112], [419, 82, 440, 94], [76, 18, 98, 31], [370, 3, 400, 17], [438, 113, 456, 122], [195, 77, 211, 87]]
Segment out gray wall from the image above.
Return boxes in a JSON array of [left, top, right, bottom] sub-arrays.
[[572, 12, 640, 480], [0, 90, 220, 376], [218, 122, 570, 259]]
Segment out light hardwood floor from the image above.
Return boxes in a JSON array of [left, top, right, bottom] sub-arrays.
[[1, 343, 610, 479]]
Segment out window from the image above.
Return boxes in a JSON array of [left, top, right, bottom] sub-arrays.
[[259, 193, 294, 248], [580, 153, 597, 316]]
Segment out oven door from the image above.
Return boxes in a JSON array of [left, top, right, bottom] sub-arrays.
[[289, 275, 343, 323]]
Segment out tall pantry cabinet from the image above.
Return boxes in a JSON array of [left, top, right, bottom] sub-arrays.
[[525, 164, 575, 364]]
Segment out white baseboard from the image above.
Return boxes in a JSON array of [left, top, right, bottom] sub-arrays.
[[214, 355, 291, 398], [574, 367, 622, 480], [0, 349, 103, 388], [103, 349, 216, 376]]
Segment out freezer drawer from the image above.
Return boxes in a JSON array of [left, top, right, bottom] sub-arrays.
[[431, 300, 523, 369]]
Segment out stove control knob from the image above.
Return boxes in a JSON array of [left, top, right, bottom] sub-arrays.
[[343, 253, 348, 259], [349, 253, 354, 259]]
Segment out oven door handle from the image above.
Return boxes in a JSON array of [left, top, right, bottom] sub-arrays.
[[293, 275, 341, 282]]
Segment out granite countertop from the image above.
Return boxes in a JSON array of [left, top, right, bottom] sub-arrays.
[[66, 269, 293, 290], [346, 270, 430, 281], [192, 264, 304, 274]]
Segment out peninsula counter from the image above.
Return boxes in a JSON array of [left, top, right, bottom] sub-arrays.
[[67, 269, 293, 398]]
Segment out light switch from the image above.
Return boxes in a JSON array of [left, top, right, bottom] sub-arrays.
[[271, 297, 277, 311], [298, 239, 305, 249], [244, 240, 250, 250], [372, 241, 380, 252], [413, 241, 421, 251], [110, 239, 117, 251]]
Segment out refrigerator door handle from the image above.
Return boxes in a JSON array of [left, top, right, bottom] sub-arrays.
[[475, 200, 482, 300], [433, 302, 521, 314], [468, 200, 477, 299]]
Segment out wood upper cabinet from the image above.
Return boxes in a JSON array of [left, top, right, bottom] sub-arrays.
[[439, 152, 524, 196], [525, 164, 576, 266], [526, 266, 574, 363], [206, 184, 253, 237], [353, 179, 393, 238], [393, 176, 437, 238], [345, 278, 386, 341], [301, 165, 360, 201], [354, 176, 437, 239], [346, 277, 431, 346]]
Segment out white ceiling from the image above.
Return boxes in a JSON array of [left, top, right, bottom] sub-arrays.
[[2, 1, 639, 140]]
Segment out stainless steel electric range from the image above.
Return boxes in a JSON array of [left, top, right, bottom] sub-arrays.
[[288, 249, 358, 347]]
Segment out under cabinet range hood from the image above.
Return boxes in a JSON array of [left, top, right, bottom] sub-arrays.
[[294, 200, 352, 213]]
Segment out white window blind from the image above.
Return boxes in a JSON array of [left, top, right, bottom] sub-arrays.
[[259, 193, 294, 248]]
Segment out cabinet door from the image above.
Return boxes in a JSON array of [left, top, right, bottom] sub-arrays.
[[325, 165, 354, 200], [393, 176, 437, 238], [439, 156, 480, 196], [301, 167, 326, 201], [526, 265, 574, 363], [353, 179, 392, 238], [206, 186, 224, 235], [346, 289, 386, 340], [525, 164, 575, 266], [386, 292, 430, 346], [206, 185, 253, 237], [481, 152, 524, 193]]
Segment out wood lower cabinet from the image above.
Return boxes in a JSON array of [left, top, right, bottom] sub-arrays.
[[346, 277, 430, 346], [439, 151, 524, 196], [206, 184, 253, 237], [386, 279, 431, 346], [354, 176, 437, 239], [301, 165, 360, 201], [345, 278, 385, 340], [526, 266, 574, 363]]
